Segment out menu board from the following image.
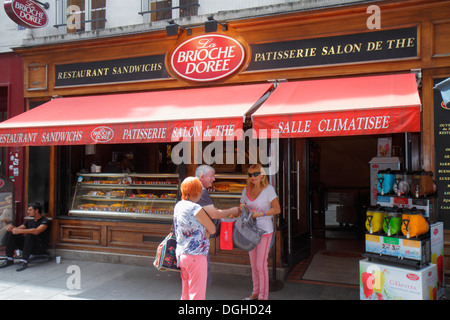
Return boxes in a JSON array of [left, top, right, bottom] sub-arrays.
[[434, 78, 450, 225]]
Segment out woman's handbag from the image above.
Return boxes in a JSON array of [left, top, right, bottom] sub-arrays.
[[232, 206, 266, 252], [220, 219, 235, 250], [153, 232, 180, 272]]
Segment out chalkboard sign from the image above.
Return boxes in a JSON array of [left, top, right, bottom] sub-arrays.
[[434, 78, 450, 227]]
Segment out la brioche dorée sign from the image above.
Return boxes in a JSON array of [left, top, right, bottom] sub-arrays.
[[4, 0, 48, 29], [170, 34, 245, 82]]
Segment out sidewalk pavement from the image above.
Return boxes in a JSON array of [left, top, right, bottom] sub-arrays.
[[0, 257, 360, 300]]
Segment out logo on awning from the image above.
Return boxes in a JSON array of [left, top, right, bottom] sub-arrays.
[[170, 34, 245, 82], [91, 126, 114, 143]]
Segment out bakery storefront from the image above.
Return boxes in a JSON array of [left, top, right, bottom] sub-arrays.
[[2, 1, 450, 276]]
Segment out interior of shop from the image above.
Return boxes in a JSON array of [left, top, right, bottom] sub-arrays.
[[309, 133, 409, 246]]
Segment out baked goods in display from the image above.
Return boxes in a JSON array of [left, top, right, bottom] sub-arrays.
[[110, 203, 123, 211], [101, 180, 121, 184], [213, 182, 246, 192], [73, 174, 179, 217], [87, 191, 105, 196], [78, 203, 96, 210], [229, 183, 246, 193], [132, 179, 177, 185], [109, 190, 124, 197], [161, 193, 177, 198], [130, 193, 158, 198]]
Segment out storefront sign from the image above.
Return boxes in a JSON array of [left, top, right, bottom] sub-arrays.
[[170, 34, 245, 82], [246, 27, 417, 72], [254, 107, 421, 139], [4, 0, 48, 28], [54, 55, 169, 87], [0, 120, 242, 146], [434, 78, 450, 224]]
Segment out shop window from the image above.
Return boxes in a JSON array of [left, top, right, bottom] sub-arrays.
[[139, 0, 199, 22], [28, 101, 50, 214], [179, 0, 199, 17], [56, 146, 80, 216], [54, 0, 106, 33], [28, 147, 50, 214], [56, 143, 168, 216]]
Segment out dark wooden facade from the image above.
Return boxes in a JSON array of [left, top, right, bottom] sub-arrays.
[[13, 0, 450, 274]]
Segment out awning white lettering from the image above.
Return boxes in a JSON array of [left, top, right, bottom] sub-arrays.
[[0, 133, 38, 144]]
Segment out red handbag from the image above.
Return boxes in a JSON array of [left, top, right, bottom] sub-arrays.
[[219, 220, 235, 250]]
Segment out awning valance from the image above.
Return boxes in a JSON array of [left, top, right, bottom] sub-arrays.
[[0, 83, 272, 146], [252, 74, 421, 139]]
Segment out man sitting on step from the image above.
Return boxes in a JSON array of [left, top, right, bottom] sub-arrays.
[[0, 202, 50, 272]]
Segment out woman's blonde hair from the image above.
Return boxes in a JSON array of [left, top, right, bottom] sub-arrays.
[[247, 164, 269, 188], [180, 177, 203, 200]]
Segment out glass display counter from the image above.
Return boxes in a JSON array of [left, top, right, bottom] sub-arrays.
[[209, 174, 247, 209], [69, 173, 179, 220]]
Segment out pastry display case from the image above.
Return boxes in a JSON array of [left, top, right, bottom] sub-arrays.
[[209, 174, 248, 209], [69, 173, 179, 220]]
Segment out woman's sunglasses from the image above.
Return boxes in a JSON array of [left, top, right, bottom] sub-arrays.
[[248, 172, 261, 178]]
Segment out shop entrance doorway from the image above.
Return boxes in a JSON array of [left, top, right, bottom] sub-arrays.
[[282, 134, 412, 266], [284, 136, 379, 285], [308, 133, 415, 244], [309, 136, 376, 242], [279, 138, 310, 265]]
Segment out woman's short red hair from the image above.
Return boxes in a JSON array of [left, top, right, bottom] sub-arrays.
[[180, 177, 203, 200]]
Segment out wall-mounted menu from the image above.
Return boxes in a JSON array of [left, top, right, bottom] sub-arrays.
[[434, 78, 450, 226]]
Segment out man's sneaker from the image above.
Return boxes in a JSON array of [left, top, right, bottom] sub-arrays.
[[16, 261, 28, 272], [0, 259, 14, 268]]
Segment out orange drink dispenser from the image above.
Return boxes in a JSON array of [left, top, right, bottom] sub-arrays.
[[401, 209, 429, 239]]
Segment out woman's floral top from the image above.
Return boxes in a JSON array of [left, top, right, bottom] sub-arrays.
[[174, 200, 209, 258]]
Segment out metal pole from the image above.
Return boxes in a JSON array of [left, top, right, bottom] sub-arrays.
[[34, 1, 50, 9], [404, 132, 411, 170], [287, 139, 292, 257]]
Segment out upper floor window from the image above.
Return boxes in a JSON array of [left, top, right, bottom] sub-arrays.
[[55, 0, 106, 33], [139, 0, 199, 22]]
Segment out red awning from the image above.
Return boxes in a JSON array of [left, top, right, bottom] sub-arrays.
[[252, 74, 421, 139], [0, 83, 272, 146]]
